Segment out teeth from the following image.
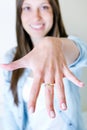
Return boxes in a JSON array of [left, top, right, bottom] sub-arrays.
[[31, 24, 43, 29]]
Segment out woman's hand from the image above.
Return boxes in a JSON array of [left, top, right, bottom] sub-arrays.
[[0, 37, 84, 118]]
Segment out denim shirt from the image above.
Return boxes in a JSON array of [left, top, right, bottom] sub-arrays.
[[0, 36, 87, 130]]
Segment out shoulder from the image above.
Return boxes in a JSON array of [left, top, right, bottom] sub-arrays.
[[68, 35, 87, 48], [68, 35, 87, 68]]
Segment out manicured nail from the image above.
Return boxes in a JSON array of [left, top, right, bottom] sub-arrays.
[[29, 107, 34, 113], [50, 111, 55, 118], [61, 103, 67, 110]]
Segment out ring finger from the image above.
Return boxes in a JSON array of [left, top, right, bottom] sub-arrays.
[[44, 72, 55, 118]]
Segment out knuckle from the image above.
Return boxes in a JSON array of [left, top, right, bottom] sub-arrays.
[[57, 81, 63, 90], [48, 104, 53, 110], [35, 69, 44, 79], [58, 94, 65, 101]]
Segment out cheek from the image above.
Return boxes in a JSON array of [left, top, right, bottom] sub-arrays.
[[21, 15, 27, 24], [47, 14, 53, 27], [21, 18, 29, 31], [21, 17, 27, 32], [21, 13, 30, 24], [50, 15, 53, 26]]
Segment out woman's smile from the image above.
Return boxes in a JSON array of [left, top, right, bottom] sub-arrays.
[[30, 23, 45, 30]]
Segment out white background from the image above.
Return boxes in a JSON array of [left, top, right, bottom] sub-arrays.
[[0, 0, 87, 111]]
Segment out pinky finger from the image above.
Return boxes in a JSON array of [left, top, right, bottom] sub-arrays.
[[63, 66, 84, 87]]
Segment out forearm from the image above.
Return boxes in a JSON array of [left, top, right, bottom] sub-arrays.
[[61, 38, 80, 66]]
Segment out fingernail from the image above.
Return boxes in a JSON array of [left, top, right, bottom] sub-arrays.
[[80, 82, 85, 87], [61, 103, 67, 110], [29, 107, 34, 113], [50, 111, 55, 118]]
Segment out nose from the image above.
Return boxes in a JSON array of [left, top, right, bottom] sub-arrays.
[[33, 9, 41, 21]]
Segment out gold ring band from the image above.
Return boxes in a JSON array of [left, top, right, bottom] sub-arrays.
[[44, 83, 54, 87]]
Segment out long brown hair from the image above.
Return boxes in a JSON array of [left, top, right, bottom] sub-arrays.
[[11, 0, 68, 105]]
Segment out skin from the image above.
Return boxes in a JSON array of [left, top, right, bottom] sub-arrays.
[[0, 0, 84, 118], [21, 0, 53, 45]]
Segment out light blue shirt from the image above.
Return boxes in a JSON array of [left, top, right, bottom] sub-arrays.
[[0, 36, 87, 130]]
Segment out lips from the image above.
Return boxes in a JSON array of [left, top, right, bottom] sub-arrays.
[[30, 24, 44, 30]]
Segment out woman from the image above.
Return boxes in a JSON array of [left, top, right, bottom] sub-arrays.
[[0, 0, 87, 130]]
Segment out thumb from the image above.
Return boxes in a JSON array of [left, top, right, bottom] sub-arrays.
[[0, 56, 30, 71]]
